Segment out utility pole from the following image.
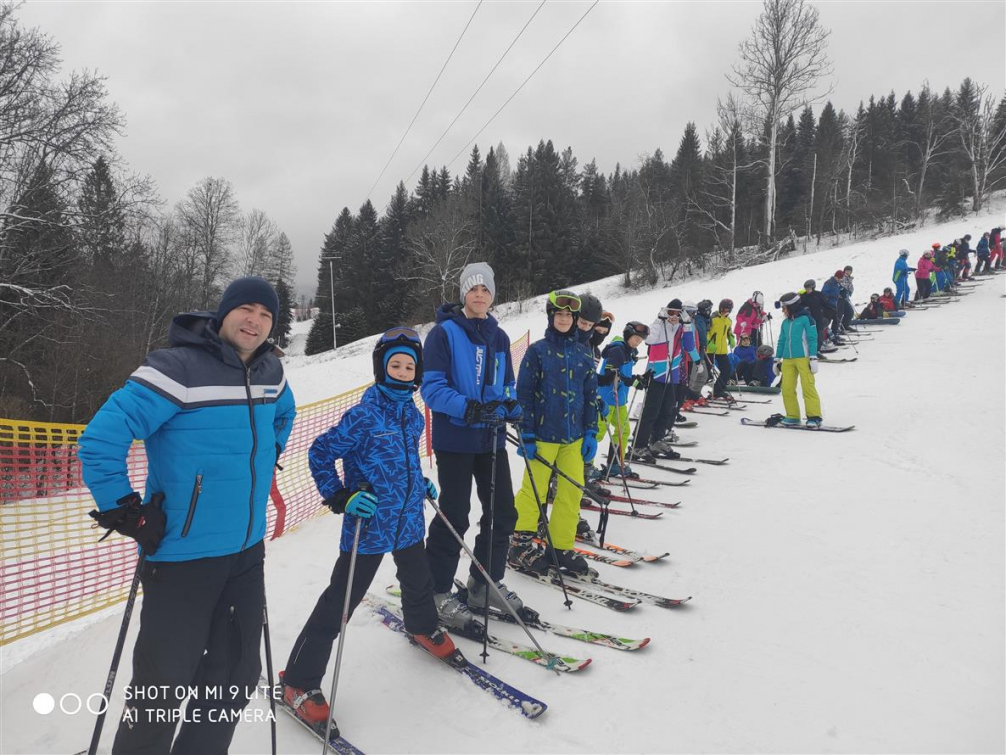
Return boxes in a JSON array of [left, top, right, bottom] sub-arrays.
[[321, 256, 340, 350]]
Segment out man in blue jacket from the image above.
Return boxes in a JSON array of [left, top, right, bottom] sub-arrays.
[[421, 262, 524, 631], [78, 276, 296, 754]]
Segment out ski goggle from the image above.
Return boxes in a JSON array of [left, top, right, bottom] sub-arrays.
[[625, 322, 650, 337], [599, 311, 614, 324], [379, 326, 421, 345], [548, 290, 581, 312]]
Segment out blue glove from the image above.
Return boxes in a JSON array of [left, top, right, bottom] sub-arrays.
[[516, 434, 537, 460], [345, 490, 378, 519], [424, 477, 438, 500], [581, 435, 598, 462]]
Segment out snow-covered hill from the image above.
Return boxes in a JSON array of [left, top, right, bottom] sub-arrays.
[[3, 205, 1004, 755]]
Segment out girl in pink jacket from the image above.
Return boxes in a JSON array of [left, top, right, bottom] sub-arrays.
[[734, 291, 769, 346], [915, 251, 937, 300]]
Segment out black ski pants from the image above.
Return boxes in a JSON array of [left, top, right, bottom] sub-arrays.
[[426, 448, 517, 593], [712, 354, 732, 397], [283, 539, 436, 691], [112, 541, 265, 755], [634, 379, 676, 450]]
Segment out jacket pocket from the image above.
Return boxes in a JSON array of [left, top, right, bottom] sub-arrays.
[[181, 473, 203, 538]]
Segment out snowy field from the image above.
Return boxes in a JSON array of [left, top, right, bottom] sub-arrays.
[[2, 204, 1004, 755]]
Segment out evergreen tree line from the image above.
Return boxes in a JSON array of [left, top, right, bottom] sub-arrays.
[[0, 5, 296, 423], [307, 78, 1006, 355]]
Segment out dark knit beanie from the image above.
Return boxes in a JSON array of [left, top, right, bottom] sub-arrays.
[[216, 276, 280, 326]]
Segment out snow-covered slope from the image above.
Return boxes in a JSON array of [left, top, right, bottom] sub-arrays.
[[3, 206, 1004, 755]]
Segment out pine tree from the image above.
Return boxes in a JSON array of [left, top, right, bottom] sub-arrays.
[[77, 156, 126, 270], [274, 278, 294, 348]]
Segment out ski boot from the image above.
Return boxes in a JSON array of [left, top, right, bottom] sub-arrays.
[[508, 531, 550, 574], [280, 672, 338, 736], [780, 417, 802, 427], [576, 516, 595, 539], [805, 416, 823, 428], [649, 439, 681, 460], [410, 627, 458, 660], [433, 591, 476, 631], [551, 548, 590, 575]]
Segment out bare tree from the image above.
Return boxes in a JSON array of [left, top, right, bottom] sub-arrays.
[[176, 177, 241, 309], [728, 0, 832, 243], [906, 83, 955, 220], [404, 197, 475, 309], [236, 208, 278, 277], [951, 81, 1006, 212]]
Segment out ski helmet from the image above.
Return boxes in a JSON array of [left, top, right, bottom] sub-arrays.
[[779, 292, 801, 309], [883, 287, 893, 294], [932, 242, 941, 249], [697, 299, 714, 315], [752, 291, 765, 308], [545, 289, 581, 316], [373, 326, 423, 390], [718, 298, 734, 312], [964, 234, 972, 241], [923, 250, 933, 258], [578, 292, 603, 324], [623, 321, 649, 341], [756, 344, 774, 359], [870, 293, 880, 302], [899, 249, 910, 258], [803, 279, 816, 290], [682, 300, 697, 314]]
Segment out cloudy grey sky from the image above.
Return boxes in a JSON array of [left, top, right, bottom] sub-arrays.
[[19, 0, 1005, 296]]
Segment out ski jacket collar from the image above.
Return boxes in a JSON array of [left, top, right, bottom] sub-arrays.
[[435, 302, 500, 345]]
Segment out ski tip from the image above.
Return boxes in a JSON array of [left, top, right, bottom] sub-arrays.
[[520, 700, 548, 718], [638, 637, 652, 649], [614, 559, 635, 567]]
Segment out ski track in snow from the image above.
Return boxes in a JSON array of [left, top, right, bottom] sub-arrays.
[[3, 203, 1005, 754]]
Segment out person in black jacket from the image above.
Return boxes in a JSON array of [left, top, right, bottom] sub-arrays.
[[859, 293, 886, 320], [799, 279, 836, 354]]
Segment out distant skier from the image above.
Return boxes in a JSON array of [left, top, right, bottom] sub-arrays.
[[597, 320, 649, 476], [774, 292, 823, 427], [989, 227, 1003, 271], [798, 280, 836, 354], [707, 298, 736, 398], [879, 288, 898, 312], [734, 291, 768, 347], [282, 329, 454, 731], [892, 250, 914, 308], [838, 265, 856, 331], [915, 249, 937, 300], [731, 333, 758, 384], [975, 232, 992, 275], [821, 271, 846, 343], [859, 293, 886, 320]]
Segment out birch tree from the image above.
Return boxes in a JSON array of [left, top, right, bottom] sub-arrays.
[[728, 0, 832, 242]]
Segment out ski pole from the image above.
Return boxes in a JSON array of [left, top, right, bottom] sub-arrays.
[[87, 492, 164, 755], [480, 420, 501, 664], [262, 598, 277, 755], [608, 378, 638, 525], [509, 429, 573, 610], [423, 491, 562, 674], [323, 481, 370, 753]]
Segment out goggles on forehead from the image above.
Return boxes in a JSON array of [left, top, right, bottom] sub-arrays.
[[548, 290, 581, 312], [379, 326, 421, 344], [625, 321, 650, 337]]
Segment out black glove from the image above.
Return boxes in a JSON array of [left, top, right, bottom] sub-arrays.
[[324, 488, 352, 514], [89, 492, 166, 555], [633, 371, 652, 389], [502, 399, 523, 421], [464, 399, 502, 425]]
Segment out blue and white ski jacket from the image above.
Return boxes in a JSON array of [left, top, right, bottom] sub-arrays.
[[78, 312, 296, 562], [517, 325, 598, 444], [421, 304, 516, 454], [597, 337, 638, 409], [308, 385, 425, 555]]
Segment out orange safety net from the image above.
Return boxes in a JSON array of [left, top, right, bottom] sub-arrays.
[[0, 330, 530, 645]]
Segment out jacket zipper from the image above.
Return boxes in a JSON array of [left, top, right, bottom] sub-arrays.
[[242, 366, 257, 550], [181, 474, 203, 538], [391, 407, 413, 551]]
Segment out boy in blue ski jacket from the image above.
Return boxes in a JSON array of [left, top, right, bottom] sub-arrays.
[[509, 290, 598, 576], [420, 263, 525, 630], [282, 329, 455, 731], [596, 322, 649, 476], [892, 250, 915, 308]]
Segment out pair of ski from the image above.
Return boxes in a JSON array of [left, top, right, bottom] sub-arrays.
[[576, 532, 669, 563], [740, 417, 855, 432], [512, 564, 692, 611]]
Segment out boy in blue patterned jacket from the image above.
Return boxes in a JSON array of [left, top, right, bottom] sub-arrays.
[[509, 290, 599, 576], [281, 328, 453, 732]]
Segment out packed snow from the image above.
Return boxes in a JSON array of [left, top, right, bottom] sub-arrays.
[[3, 204, 1004, 754]]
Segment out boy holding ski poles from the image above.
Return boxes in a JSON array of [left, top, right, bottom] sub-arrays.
[[281, 328, 451, 733]]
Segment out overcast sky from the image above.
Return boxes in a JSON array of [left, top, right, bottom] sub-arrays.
[[19, 0, 1006, 296]]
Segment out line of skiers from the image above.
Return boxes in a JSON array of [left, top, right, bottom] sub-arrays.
[[75, 231, 995, 749], [892, 227, 1002, 306]]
